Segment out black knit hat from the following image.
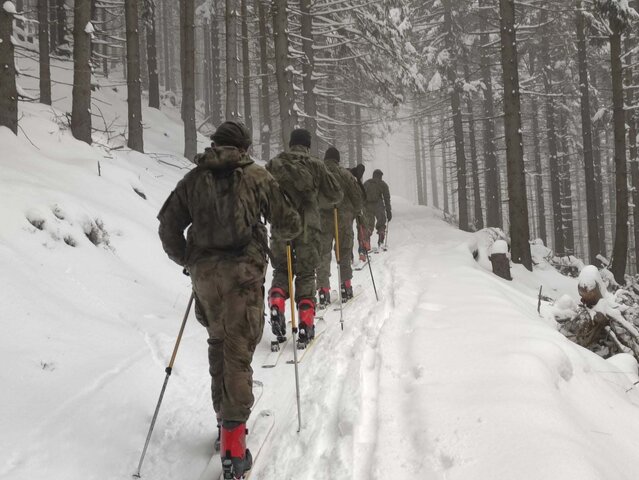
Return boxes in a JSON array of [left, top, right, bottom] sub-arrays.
[[350, 163, 365, 181], [289, 128, 312, 148], [324, 146, 340, 162], [373, 169, 383, 178], [211, 121, 252, 150]]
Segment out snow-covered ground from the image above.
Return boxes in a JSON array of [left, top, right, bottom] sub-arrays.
[[3, 56, 639, 480]]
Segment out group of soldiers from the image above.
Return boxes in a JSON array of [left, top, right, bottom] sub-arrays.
[[157, 121, 391, 479]]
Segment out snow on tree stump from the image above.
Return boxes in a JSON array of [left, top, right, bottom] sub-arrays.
[[489, 240, 512, 281], [578, 265, 604, 308]]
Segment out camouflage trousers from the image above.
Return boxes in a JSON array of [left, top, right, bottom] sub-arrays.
[[317, 210, 355, 289], [364, 201, 387, 234], [270, 228, 320, 302], [191, 255, 266, 423]]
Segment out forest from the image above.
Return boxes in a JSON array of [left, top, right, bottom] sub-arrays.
[[1, 0, 638, 283]]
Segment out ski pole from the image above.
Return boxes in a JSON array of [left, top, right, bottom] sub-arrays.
[[286, 242, 302, 433], [365, 249, 379, 301], [133, 292, 194, 478], [334, 207, 344, 330]]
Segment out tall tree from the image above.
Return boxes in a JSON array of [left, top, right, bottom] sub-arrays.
[[71, 0, 92, 144], [576, 0, 601, 263], [596, 0, 634, 282], [499, 0, 532, 269], [256, 0, 271, 160], [414, 119, 424, 205], [240, 0, 253, 132], [0, 1, 17, 135], [181, 0, 197, 159], [38, 0, 52, 105], [144, 0, 160, 109], [300, 0, 318, 153], [211, 0, 223, 126], [225, 0, 239, 119], [273, 0, 297, 147], [125, 0, 144, 152]]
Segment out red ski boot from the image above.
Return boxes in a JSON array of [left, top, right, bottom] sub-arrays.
[[221, 421, 252, 479], [268, 287, 287, 343], [297, 299, 315, 347], [341, 279, 354, 302], [317, 287, 331, 309]]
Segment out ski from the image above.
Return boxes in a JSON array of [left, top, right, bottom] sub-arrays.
[[261, 337, 290, 369], [353, 259, 369, 271], [285, 319, 328, 364], [332, 285, 364, 311]]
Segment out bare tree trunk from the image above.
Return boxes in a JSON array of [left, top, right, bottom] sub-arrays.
[[576, 0, 600, 263], [144, 0, 160, 109], [0, 5, 17, 134], [138, 0, 149, 92], [256, 0, 270, 159], [464, 66, 483, 229], [530, 94, 546, 245], [300, 0, 317, 154], [428, 115, 439, 209], [414, 119, 424, 205], [211, 0, 222, 126], [203, 19, 212, 120], [355, 104, 363, 164], [442, 116, 449, 215], [610, 15, 629, 283], [38, 0, 52, 105], [240, 0, 252, 132], [478, 0, 500, 228], [71, 0, 92, 144], [225, 0, 239, 119], [499, 0, 532, 270], [181, 0, 197, 159], [591, 73, 607, 256], [559, 111, 574, 255], [56, 0, 67, 53], [346, 105, 355, 167], [442, 0, 469, 231], [126, 0, 144, 152], [273, 0, 296, 147], [420, 120, 429, 206], [625, 39, 639, 272], [162, 0, 173, 91]]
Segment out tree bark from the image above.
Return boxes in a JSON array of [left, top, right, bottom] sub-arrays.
[[300, 0, 317, 154], [273, 0, 296, 148], [355, 104, 363, 164], [38, 0, 52, 105], [240, 0, 252, 132], [625, 38, 639, 273], [414, 119, 424, 205], [530, 94, 546, 245], [0, 5, 17, 134], [56, 0, 66, 53], [203, 20, 212, 119], [211, 0, 222, 126], [420, 120, 429, 206], [71, 0, 92, 144], [225, 0, 239, 119], [558, 111, 574, 255], [498, 0, 532, 270], [478, 0, 501, 228], [441, 115, 449, 215], [162, 0, 173, 91], [576, 0, 600, 263], [442, 0, 469, 231], [256, 0, 271, 159], [181, 0, 197, 160], [126, 0, 144, 152], [428, 115, 439, 209], [610, 14, 629, 283], [464, 66, 483, 229], [144, 0, 160, 109]]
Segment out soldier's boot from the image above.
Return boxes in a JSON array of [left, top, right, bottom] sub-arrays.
[[378, 228, 386, 247], [317, 287, 331, 309], [268, 287, 287, 343], [358, 252, 367, 263], [214, 416, 222, 452], [297, 299, 316, 347], [341, 279, 354, 302], [221, 421, 252, 479]]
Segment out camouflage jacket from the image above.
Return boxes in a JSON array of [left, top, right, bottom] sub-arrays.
[[158, 146, 302, 267], [266, 145, 342, 232], [321, 158, 364, 216], [364, 177, 391, 216]]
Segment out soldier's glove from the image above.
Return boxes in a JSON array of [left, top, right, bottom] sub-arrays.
[[387, 211, 392, 222], [182, 267, 190, 277]]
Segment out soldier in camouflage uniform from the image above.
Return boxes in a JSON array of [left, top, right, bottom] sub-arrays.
[[266, 129, 342, 345], [317, 147, 364, 305], [363, 169, 392, 247], [157, 121, 301, 479], [349, 163, 370, 262]]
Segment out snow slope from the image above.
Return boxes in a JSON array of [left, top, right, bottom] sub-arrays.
[[3, 57, 639, 480]]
